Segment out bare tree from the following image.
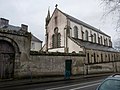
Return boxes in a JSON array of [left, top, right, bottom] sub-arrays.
[[101, 0, 120, 51], [101, 0, 120, 29]]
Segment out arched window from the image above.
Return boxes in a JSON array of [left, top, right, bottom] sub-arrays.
[[98, 37, 100, 44], [85, 30, 88, 41], [108, 54, 110, 62], [57, 33, 61, 47], [106, 38, 108, 46], [101, 36, 103, 44], [87, 53, 90, 64], [101, 54, 103, 62], [91, 34, 93, 42], [81, 30, 84, 40], [94, 53, 96, 63], [52, 34, 55, 48], [109, 40, 112, 47], [104, 39, 106, 45], [52, 27, 61, 48], [74, 26, 78, 38], [94, 33, 96, 43]]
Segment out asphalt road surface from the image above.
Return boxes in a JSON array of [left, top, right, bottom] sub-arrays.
[[1, 76, 106, 90]]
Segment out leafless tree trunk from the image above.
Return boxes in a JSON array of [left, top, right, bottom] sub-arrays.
[[101, 0, 120, 30]]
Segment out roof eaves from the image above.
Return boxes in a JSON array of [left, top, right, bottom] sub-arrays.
[[62, 11, 110, 37]]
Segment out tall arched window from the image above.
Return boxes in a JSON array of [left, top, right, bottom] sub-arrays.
[[94, 53, 96, 63], [98, 37, 100, 44], [74, 26, 78, 38], [91, 34, 93, 42], [101, 36, 103, 45], [104, 39, 106, 45], [52, 27, 61, 48], [85, 30, 88, 41], [57, 33, 61, 47], [52, 34, 55, 48], [106, 38, 108, 46], [94, 33, 96, 43], [101, 54, 103, 62]]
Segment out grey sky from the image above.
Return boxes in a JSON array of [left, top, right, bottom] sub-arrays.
[[0, 0, 117, 43]]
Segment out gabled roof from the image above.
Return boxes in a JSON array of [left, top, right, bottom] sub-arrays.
[[55, 8, 110, 37], [31, 34, 42, 43], [69, 37, 117, 52]]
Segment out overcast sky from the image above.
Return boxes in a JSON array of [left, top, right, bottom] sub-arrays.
[[0, 0, 117, 43]]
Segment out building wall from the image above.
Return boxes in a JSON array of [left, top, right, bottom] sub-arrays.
[[17, 51, 120, 78], [85, 49, 120, 74], [31, 41, 42, 51], [47, 9, 67, 49], [67, 37, 83, 53], [69, 20, 111, 47], [19, 53, 85, 77]]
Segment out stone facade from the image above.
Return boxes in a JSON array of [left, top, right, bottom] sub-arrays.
[[0, 18, 31, 78], [44, 7, 112, 53], [28, 52, 85, 77], [85, 49, 120, 74]]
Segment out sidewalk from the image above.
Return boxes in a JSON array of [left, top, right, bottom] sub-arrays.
[[0, 73, 115, 88]]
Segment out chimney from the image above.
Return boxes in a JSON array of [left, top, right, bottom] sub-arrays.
[[21, 24, 28, 31], [0, 18, 9, 26]]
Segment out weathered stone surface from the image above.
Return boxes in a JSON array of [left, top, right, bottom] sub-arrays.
[[25, 54, 85, 77], [0, 28, 31, 78]]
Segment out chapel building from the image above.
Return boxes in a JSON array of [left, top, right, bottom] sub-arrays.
[[44, 7, 120, 68]]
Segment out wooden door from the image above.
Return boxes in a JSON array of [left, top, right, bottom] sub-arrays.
[[0, 40, 15, 79]]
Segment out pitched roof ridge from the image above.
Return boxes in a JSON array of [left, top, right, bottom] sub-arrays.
[[56, 8, 110, 37]]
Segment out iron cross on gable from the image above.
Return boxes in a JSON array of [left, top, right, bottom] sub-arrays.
[[55, 4, 58, 8]]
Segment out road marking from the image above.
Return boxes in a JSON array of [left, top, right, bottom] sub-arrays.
[[70, 82, 100, 90], [46, 80, 102, 90]]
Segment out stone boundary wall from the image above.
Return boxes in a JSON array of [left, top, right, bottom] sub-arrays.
[[18, 51, 120, 78], [19, 52, 85, 78]]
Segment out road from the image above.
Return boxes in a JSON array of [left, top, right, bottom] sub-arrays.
[[1, 76, 106, 90]]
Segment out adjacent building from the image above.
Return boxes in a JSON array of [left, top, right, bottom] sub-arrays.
[[31, 34, 42, 51], [0, 18, 43, 52]]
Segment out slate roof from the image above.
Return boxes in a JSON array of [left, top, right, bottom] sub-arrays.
[[0, 24, 42, 43], [57, 8, 110, 37], [32, 34, 42, 42], [0, 25, 21, 31], [69, 37, 117, 52]]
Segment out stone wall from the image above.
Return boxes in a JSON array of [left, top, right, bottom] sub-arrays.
[[19, 51, 120, 78], [85, 49, 120, 74], [19, 52, 85, 78], [0, 29, 31, 78]]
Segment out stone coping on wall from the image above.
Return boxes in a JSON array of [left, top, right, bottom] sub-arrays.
[[30, 51, 86, 57], [0, 28, 30, 37]]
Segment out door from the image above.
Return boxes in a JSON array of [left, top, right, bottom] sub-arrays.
[[0, 40, 15, 79], [65, 60, 72, 79]]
